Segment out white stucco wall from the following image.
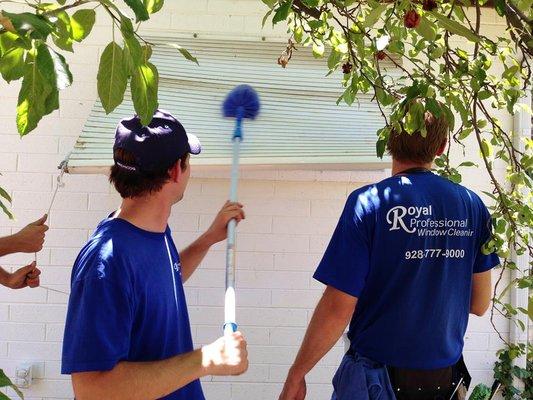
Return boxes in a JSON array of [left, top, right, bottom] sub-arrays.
[[0, 1, 511, 399]]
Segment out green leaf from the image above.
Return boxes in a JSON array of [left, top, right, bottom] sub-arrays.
[[362, 4, 387, 28], [44, 88, 59, 116], [273, 0, 292, 25], [375, 84, 395, 107], [0, 369, 22, 398], [33, 44, 63, 116], [415, 16, 437, 41], [478, 90, 492, 100], [262, 9, 273, 28], [426, 98, 442, 117], [0, 46, 25, 82], [0, 31, 20, 54], [16, 48, 53, 135], [3, 12, 53, 40], [71, 9, 96, 42], [261, 0, 277, 8], [375, 127, 390, 158], [327, 49, 341, 70], [458, 127, 473, 140], [494, 0, 506, 16], [502, 65, 519, 81], [0, 369, 12, 387], [123, 0, 150, 22], [48, 48, 73, 90], [449, 171, 462, 183], [293, 25, 303, 42], [36, 43, 73, 91], [430, 12, 482, 43], [481, 138, 493, 157], [141, 45, 152, 61], [429, 45, 444, 59], [312, 41, 324, 58], [0, 186, 11, 203], [131, 62, 159, 126], [0, 200, 14, 220], [144, 0, 164, 14], [404, 101, 425, 134], [120, 17, 143, 65], [376, 137, 387, 158], [97, 42, 128, 114], [52, 11, 73, 52], [0, 391, 11, 400], [441, 103, 455, 131], [342, 86, 355, 106], [165, 43, 199, 65]]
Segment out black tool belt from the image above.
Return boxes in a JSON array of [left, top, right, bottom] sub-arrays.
[[387, 357, 471, 400]]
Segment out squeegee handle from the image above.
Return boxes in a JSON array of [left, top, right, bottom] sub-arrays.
[[224, 126, 242, 336]]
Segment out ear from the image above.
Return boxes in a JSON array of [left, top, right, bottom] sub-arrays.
[[168, 161, 182, 183], [436, 140, 447, 156]]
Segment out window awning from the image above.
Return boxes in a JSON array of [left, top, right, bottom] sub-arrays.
[[67, 35, 393, 174]]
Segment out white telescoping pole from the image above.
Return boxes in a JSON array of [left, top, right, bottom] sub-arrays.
[[224, 117, 243, 336]]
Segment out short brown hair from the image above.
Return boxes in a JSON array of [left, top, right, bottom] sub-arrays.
[[109, 149, 189, 198], [387, 109, 449, 164]]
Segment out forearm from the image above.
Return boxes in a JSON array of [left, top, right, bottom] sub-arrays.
[[179, 232, 214, 281], [470, 270, 492, 316], [290, 288, 355, 378], [0, 266, 9, 286], [0, 235, 19, 257], [73, 349, 205, 400]]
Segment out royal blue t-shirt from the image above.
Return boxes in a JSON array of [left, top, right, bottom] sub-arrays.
[[314, 170, 499, 369], [62, 217, 205, 400]]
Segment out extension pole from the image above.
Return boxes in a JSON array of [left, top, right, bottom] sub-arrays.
[[224, 111, 243, 336]]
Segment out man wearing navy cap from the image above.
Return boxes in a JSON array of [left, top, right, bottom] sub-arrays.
[[62, 110, 248, 400], [279, 104, 499, 400]]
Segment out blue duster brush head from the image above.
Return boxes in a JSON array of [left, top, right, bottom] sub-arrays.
[[222, 85, 260, 120]]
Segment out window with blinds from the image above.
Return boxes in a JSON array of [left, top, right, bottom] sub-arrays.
[[68, 36, 394, 173]]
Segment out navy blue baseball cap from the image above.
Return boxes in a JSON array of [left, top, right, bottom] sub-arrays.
[[113, 109, 201, 172]]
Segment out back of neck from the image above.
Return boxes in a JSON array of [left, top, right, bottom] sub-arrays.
[[391, 160, 432, 176], [114, 196, 171, 233]]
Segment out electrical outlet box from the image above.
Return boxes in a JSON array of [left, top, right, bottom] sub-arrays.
[[14, 363, 32, 388]]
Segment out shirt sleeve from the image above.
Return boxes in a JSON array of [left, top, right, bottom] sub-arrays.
[[61, 259, 133, 374], [313, 190, 374, 298], [473, 202, 500, 274]]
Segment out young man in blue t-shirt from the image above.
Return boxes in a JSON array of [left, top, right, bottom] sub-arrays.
[[62, 110, 248, 399], [279, 106, 499, 400]]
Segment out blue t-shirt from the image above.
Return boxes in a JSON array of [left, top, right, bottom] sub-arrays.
[[61, 217, 205, 400], [314, 170, 499, 370]]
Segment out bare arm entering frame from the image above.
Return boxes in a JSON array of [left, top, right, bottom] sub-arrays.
[[72, 332, 248, 400], [179, 201, 245, 282], [279, 286, 357, 400], [0, 215, 48, 256], [470, 270, 492, 316]]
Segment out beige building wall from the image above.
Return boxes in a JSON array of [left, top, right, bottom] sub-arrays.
[[0, 1, 511, 398]]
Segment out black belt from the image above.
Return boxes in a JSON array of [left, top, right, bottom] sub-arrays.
[[388, 357, 471, 400]]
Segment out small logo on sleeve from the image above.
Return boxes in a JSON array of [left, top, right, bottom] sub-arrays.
[[173, 262, 182, 275]]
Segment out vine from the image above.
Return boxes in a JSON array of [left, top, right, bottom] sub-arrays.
[[262, 0, 532, 396]]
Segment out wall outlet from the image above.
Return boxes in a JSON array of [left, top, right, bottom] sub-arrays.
[[14, 363, 32, 389]]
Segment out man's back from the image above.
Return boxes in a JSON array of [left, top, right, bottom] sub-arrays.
[[314, 169, 499, 369]]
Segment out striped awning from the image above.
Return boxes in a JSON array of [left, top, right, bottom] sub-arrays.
[[68, 35, 394, 173]]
